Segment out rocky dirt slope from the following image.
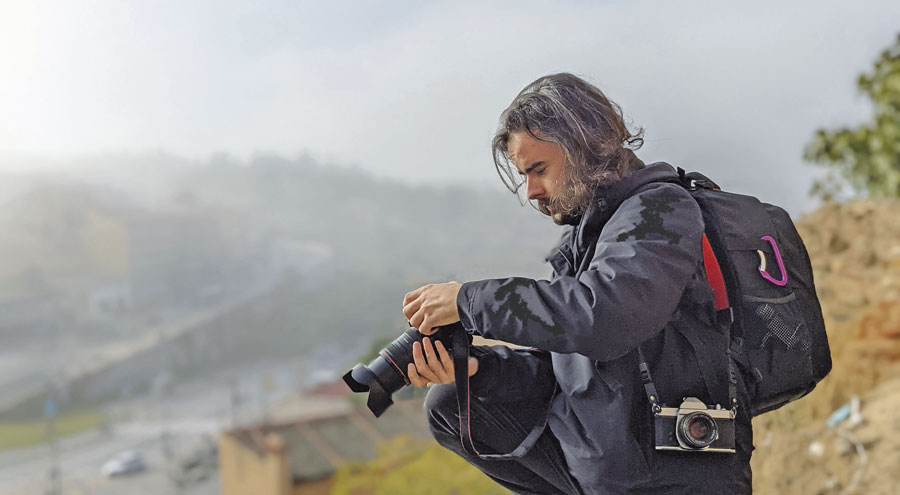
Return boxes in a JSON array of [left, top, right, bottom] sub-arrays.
[[752, 199, 900, 495]]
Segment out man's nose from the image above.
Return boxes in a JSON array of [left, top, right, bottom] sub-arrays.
[[526, 178, 544, 200]]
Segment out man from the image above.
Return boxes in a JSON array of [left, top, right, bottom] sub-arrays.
[[401, 73, 753, 494]]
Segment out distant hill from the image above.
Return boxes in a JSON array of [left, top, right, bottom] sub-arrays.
[[3, 151, 561, 280], [171, 153, 562, 280], [0, 152, 563, 352], [0, 181, 131, 295]]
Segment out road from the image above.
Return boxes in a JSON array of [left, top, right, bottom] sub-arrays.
[[0, 355, 331, 495]]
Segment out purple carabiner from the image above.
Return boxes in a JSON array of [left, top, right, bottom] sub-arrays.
[[758, 235, 788, 286]]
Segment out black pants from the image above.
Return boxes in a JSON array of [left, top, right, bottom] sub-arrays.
[[424, 383, 582, 495]]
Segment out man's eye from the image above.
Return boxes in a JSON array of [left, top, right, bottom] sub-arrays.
[[536, 168, 546, 177]]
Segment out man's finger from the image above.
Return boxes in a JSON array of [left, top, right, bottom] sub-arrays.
[[412, 341, 439, 383], [467, 357, 479, 377], [407, 363, 426, 387], [402, 285, 428, 306], [401, 299, 422, 321], [409, 311, 425, 332], [434, 340, 454, 377], [419, 317, 438, 335], [412, 341, 427, 367], [422, 337, 438, 364], [422, 338, 449, 382]]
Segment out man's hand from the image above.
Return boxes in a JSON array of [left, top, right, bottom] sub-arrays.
[[402, 282, 462, 335], [407, 337, 479, 387]]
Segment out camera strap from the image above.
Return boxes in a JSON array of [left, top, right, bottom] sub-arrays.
[[637, 327, 738, 417], [637, 233, 739, 415], [451, 325, 553, 460]]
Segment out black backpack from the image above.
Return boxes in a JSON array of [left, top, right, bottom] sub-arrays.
[[673, 169, 832, 417]]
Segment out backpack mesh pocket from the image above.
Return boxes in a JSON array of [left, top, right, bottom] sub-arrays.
[[742, 295, 817, 415], [752, 301, 811, 351]]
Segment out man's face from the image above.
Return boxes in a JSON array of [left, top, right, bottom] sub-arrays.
[[507, 130, 569, 224]]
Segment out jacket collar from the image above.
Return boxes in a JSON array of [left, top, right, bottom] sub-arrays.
[[573, 162, 680, 256]]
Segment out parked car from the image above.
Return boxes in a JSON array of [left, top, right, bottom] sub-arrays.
[[101, 450, 146, 477], [172, 435, 219, 485]]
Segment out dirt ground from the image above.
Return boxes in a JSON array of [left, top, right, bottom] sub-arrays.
[[751, 199, 900, 494]]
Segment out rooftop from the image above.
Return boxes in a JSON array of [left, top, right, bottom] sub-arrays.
[[224, 398, 429, 482]]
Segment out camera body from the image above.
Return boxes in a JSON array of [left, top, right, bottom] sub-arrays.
[[654, 397, 735, 453]]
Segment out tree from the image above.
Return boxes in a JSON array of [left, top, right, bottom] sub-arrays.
[[805, 33, 900, 200]]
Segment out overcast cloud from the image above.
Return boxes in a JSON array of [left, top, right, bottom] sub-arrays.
[[1, 0, 899, 214]]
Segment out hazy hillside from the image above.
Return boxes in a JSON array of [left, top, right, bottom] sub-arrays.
[[172, 153, 561, 280], [0, 153, 562, 355]]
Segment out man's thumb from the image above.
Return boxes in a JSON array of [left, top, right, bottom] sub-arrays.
[[467, 357, 479, 377]]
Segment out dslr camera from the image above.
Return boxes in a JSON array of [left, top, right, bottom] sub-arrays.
[[654, 397, 735, 453], [343, 323, 469, 417]]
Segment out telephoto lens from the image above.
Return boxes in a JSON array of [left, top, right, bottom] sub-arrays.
[[343, 322, 467, 417]]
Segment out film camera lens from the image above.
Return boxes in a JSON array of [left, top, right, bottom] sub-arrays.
[[343, 323, 467, 417], [678, 411, 719, 448]]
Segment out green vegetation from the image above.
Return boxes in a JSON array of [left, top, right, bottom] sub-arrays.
[[0, 409, 105, 452], [805, 33, 900, 200], [331, 435, 509, 495]]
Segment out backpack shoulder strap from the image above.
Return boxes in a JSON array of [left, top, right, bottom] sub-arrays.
[[636, 168, 740, 413]]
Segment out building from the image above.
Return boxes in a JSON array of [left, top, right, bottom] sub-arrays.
[[218, 399, 429, 495]]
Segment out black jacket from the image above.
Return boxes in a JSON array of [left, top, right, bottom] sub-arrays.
[[457, 163, 753, 494]]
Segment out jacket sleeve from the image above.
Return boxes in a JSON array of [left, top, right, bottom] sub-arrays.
[[456, 183, 704, 363]]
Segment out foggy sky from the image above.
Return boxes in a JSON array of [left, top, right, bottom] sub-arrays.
[[2, 0, 899, 214]]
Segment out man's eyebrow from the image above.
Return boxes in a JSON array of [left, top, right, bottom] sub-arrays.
[[517, 161, 545, 175]]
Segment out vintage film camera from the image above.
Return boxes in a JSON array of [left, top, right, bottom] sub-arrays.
[[654, 397, 735, 453]]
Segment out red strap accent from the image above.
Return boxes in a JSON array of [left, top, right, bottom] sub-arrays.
[[701, 234, 729, 310]]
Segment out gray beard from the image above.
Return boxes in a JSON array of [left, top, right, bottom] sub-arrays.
[[552, 211, 582, 226], [538, 200, 585, 226], [539, 184, 593, 226]]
